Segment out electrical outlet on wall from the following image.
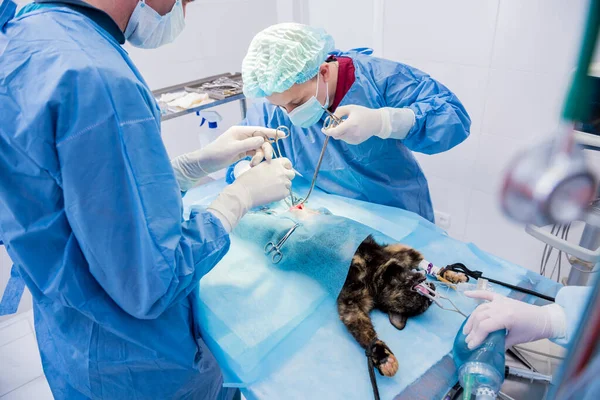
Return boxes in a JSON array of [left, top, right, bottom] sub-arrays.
[[434, 211, 451, 230]]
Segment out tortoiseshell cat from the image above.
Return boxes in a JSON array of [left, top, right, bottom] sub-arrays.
[[337, 235, 456, 377]]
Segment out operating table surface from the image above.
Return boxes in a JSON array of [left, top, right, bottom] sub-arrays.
[[184, 178, 562, 400]]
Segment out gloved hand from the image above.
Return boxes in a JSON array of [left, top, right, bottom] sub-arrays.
[[208, 158, 295, 232], [171, 126, 283, 191], [463, 290, 567, 349], [322, 105, 415, 145]]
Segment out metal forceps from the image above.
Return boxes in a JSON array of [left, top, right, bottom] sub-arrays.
[[269, 125, 290, 159], [252, 126, 297, 206], [251, 125, 290, 159], [270, 126, 296, 205], [264, 223, 300, 264], [322, 109, 345, 131], [413, 282, 467, 317], [297, 109, 344, 206]]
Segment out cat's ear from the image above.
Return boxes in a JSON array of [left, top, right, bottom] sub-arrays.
[[389, 312, 407, 330]]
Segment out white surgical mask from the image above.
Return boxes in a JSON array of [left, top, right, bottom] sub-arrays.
[[125, 0, 185, 49], [288, 74, 329, 128]]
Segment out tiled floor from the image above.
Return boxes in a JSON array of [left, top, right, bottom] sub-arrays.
[[0, 310, 53, 400], [0, 311, 245, 400]]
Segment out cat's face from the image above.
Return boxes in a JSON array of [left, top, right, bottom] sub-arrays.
[[388, 270, 435, 315]]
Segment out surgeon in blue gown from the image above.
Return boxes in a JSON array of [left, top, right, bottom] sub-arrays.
[[235, 23, 471, 222], [0, 1, 295, 399]]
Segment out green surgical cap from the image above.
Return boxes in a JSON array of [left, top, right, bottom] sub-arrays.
[[242, 23, 335, 98]]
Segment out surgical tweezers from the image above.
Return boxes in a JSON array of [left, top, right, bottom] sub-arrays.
[[264, 223, 300, 264], [414, 282, 467, 317]]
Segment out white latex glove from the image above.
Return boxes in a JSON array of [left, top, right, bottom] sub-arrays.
[[207, 158, 295, 232], [463, 290, 567, 349], [322, 105, 415, 145], [171, 126, 283, 191]]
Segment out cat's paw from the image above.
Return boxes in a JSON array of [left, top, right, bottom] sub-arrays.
[[441, 270, 468, 284], [369, 340, 398, 377]]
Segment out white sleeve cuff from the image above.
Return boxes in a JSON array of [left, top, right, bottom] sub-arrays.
[[378, 107, 416, 140]]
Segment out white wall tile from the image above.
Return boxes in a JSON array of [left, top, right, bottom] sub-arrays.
[[276, 0, 296, 22], [308, 0, 375, 51], [1, 376, 53, 400], [470, 133, 530, 196], [481, 68, 567, 144], [491, 0, 588, 75], [464, 190, 546, 272], [415, 132, 480, 189], [383, 0, 499, 67], [426, 176, 472, 240], [0, 334, 44, 397]]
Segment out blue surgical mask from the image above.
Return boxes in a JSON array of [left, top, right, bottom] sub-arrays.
[[125, 0, 185, 49], [288, 75, 329, 128]]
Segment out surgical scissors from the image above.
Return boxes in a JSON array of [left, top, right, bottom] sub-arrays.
[[264, 222, 301, 264], [413, 282, 467, 317]]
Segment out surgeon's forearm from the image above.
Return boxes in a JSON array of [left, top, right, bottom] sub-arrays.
[[376, 107, 416, 140], [207, 184, 252, 233], [171, 154, 210, 192]]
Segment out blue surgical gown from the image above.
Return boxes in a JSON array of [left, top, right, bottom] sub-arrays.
[[0, 4, 233, 399], [553, 285, 593, 347], [241, 53, 471, 222]]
